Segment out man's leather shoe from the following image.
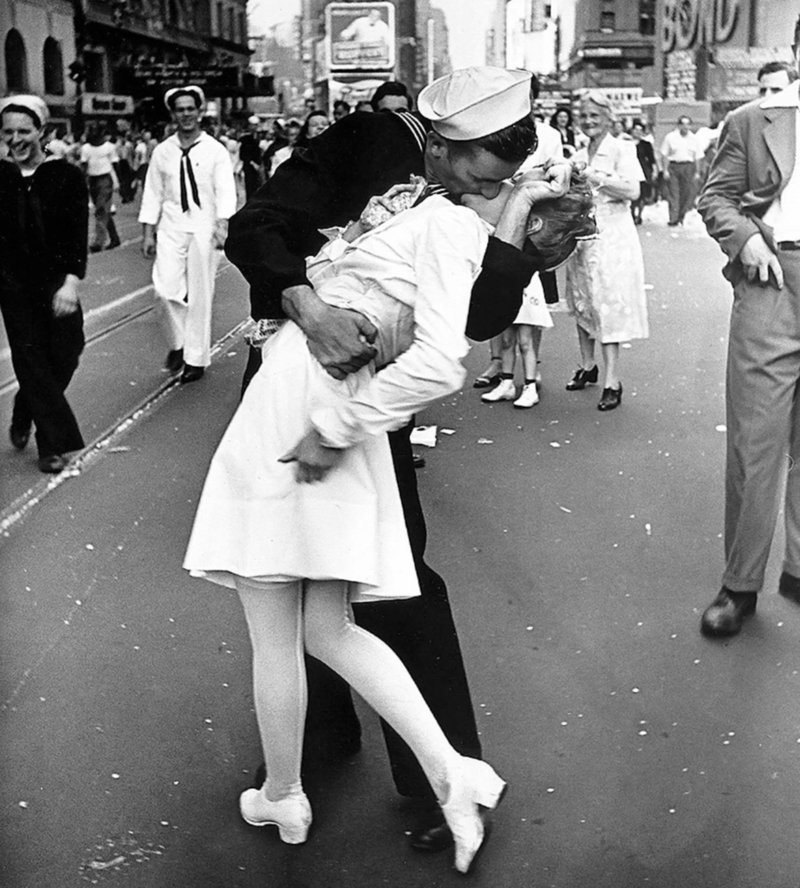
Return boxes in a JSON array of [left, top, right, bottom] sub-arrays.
[[778, 571, 800, 602], [412, 453, 426, 469], [180, 364, 205, 384], [408, 814, 454, 853], [165, 348, 184, 373], [37, 454, 68, 474], [700, 588, 757, 637], [9, 423, 30, 451]]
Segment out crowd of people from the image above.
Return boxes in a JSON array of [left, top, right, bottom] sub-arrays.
[[4, 45, 800, 875]]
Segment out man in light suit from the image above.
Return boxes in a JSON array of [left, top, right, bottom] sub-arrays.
[[697, 30, 800, 637]]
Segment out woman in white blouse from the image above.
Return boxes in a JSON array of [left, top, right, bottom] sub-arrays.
[[564, 91, 649, 411]]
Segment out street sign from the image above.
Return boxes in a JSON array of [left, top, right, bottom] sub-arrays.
[[117, 64, 241, 97]]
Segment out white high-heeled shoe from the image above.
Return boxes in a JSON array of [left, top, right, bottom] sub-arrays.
[[239, 787, 312, 844], [440, 757, 507, 874]]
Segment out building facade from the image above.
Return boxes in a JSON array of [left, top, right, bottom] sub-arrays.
[[659, 0, 797, 115], [3, 0, 258, 132], [2, 0, 78, 125], [566, 0, 657, 97]]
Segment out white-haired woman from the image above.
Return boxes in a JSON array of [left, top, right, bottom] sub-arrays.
[[563, 90, 649, 410]]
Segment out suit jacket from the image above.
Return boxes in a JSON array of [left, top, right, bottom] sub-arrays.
[[698, 82, 797, 284]]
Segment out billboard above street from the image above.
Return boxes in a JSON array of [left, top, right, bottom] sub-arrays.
[[326, 2, 395, 71]]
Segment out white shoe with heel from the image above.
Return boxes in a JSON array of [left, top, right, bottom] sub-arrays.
[[440, 757, 507, 874], [239, 787, 312, 844]]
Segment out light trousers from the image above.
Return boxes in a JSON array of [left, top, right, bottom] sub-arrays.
[[723, 249, 800, 590], [152, 227, 221, 367]]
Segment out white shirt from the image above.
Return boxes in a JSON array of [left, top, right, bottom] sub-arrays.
[[80, 141, 119, 176], [761, 81, 800, 242], [519, 121, 565, 173], [660, 129, 701, 163], [138, 132, 237, 232], [305, 197, 489, 448]]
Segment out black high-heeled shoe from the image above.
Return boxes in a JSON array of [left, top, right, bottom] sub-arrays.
[[597, 384, 623, 411], [565, 365, 598, 391]]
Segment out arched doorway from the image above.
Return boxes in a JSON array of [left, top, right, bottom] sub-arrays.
[[5, 29, 29, 92], [43, 37, 65, 96]]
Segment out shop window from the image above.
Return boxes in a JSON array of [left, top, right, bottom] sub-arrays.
[[43, 37, 65, 95], [5, 29, 29, 92]]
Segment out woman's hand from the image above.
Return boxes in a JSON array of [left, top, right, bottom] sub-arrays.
[[52, 275, 81, 317], [279, 427, 344, 483]]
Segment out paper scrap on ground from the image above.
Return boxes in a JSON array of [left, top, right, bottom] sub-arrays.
[[410, 425, 437, 447]]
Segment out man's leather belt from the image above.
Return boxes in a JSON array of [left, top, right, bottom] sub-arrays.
[[778, 241, 800, 250]]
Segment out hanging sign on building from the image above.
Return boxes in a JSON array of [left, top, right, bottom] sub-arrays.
[[326, 2, 395, 71], [81, 93, 135, 116]]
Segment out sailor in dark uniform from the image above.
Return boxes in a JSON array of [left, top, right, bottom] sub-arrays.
[[225, 66, 570, 851]]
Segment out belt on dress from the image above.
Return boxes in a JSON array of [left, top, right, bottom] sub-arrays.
[[778, 241, 800, 251]]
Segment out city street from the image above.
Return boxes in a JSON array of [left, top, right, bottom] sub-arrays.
[[3, 200, 800, 888]]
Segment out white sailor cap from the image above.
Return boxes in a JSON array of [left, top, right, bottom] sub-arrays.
[[417, 67, 532, 141], [164, 85, 206, 111], [0, 94, 49, 127]]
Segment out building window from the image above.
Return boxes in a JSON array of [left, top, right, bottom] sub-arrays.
[[43, 37, 65, 95], [5, 29, 29, 92], [639, 0, 656, 35], [239, 11, 246, 45], [216, 2, 224, 37], [228, 7, 235, 41], [600, 10, 615, 31]]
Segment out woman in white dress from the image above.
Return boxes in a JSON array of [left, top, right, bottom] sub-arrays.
[[184, 179, 509, 873], [564, 91, 649, 411]]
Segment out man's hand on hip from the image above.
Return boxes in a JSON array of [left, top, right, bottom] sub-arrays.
[[740, 233, 784, 289], [282, 284, 377, 380]]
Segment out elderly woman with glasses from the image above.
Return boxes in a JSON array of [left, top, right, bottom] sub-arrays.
[[563, 90, 649, 411]]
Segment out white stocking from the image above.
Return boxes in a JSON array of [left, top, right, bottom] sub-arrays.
[[235, 576, 306, 802], [303, 580, 457, 802]]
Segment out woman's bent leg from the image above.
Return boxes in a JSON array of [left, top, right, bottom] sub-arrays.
[[304, 580, 453, 799], [304, 581, 505, 872]]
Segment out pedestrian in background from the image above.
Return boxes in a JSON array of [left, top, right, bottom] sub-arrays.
[[371, 81, 413, 113], [660, 115, 702, 226], [549, 104, 576, 158], [138, 85, 237, 384], [294, 109, 329, 149], [0, 95, 88, 473], [269, 118, 301, 176], [239, 115, 265, 199], [564, 90, 648, 411], [630, 119, 656, 225], [697, 45, 800, 637], [80, 123, 121, 252], [332, 99, 351, 121]]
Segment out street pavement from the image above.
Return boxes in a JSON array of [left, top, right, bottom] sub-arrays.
[[3, 200, 800, 888]]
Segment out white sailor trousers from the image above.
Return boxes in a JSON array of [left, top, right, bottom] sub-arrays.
[[152, 226, 221, 367]]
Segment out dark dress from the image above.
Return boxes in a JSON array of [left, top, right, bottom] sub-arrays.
[[0, 159, 88, 459], [225, 110, 538, 799]]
